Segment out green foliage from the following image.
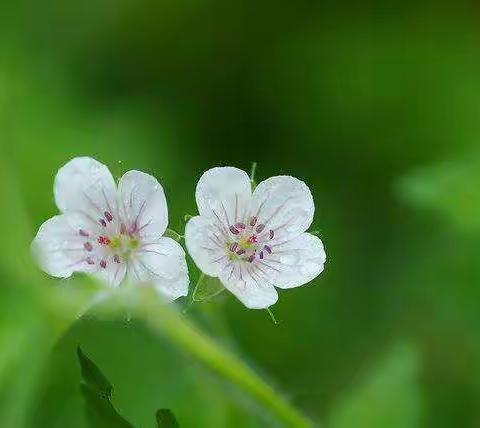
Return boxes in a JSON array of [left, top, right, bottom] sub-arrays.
[[329, 344, 422, 428], [78, 347, 134, 428], [398, 153, 480, 232], [156, 409, 180, 427]]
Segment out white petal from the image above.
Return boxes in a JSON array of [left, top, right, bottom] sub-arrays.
[[251, 176, 314, 239], [118, 170, 168, 239], [195, 167, 252, 226], [94, 258, 127, 288], [31, 214, 97, 278], [184, 215, 225, 277], [273, 233, 326, 289], [54, 157, 118, 222], [219, 266, 278, 309], [128, 237, 189, 301]]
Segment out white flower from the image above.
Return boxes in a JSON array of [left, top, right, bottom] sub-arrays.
[[185, 167, 326, 309], [32, 157, 189, 301]]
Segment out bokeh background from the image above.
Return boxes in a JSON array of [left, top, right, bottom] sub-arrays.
[[1, 1, 479, 427]]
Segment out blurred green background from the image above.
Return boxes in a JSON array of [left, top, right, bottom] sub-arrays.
[[1, 1, 479, 427]]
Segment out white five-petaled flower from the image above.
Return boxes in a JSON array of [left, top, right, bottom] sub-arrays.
[[185, 167, 326, 309], [32, 157, 189, 301]]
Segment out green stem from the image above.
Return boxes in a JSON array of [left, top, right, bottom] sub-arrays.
[[164, 228, 184, 242], [191, 273, 205, 303], [136, 289, 316, 428]]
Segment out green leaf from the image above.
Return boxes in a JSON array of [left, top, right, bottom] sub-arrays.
[[329, 343, 422, 428], [398, 153, 480, 231], [80, 384, 134, 428], [192, 275, 225, 303], [78, 347, 134, 428], [156, 409, 180, 427], [77, 347, 112, 398]]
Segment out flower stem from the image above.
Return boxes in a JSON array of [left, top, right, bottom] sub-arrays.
[[250, 161, 258, 190], [164, 228, 184, 242], [266, 307, 279, 325], [136, 288, 316, 428]]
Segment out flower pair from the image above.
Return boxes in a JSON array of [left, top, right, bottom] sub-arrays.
[[32, 157, 326, 309]]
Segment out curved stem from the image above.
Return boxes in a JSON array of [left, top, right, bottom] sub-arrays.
[[136, 289, 317, 428]]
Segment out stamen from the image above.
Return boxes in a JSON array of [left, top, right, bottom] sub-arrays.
[[256, 224, 265, 233], [120, 223, 127, 234], [247, 254, 255, 263], [235, 222, 246, 230], [236, 249, 246, 255], [86, 257, 95, 265], [269, 229, 274, 239], [264, 245, 272, 254], [250, 216, 257, 226], [259, 251, 264, 259], [97, 236, 111, 245], [247, 235, 257, 244], [79, 229, 89, 237], [83, 242, 93, 252], [99, 219, 107, 227], [113, 254, 120, 263], [230, 242, 238, 252], [104, 211, 113, 222], [100, 260, 107, 269], [229, 226, 240, 235]]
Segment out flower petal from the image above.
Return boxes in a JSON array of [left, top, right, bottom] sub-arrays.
[[118, 170, 168, 239], [54, 157, 118, 222], [128, 237, 189, 301], [273, 233, 326, 289], [251, 176, 314, 239], [94, 257, 127, 288], [184, 215, 226, 277], [195, 167, 252, 226], [219, 266, 278, 309], [31, 214, 97, 278]]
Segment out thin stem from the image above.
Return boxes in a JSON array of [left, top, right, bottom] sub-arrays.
[[192, 273, 205, 303], [250, 161, 258, 190], [266, 307, 279, 325], [136, 289, 316, 428], [164, 228, 184, 242]]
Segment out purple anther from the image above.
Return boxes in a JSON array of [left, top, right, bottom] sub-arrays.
[[236, 249, 246, 255], [256, 224, 265, 233], [104, 211, 113, 222], [229, 226, 240, 235], [235, 222, 246, 230], [264, 245, 272, 254], [250, 216, 257, 226], [269, 229, 275, 239], [247, 235, 257, 244], [113, 254, 120, 263], [100, 260, 107, 269], [79, 229, 89, 237], [86, 257, 95, 265], [247, 254, 255, 263], [99, 219, 107, 227], [129, 223, 138, 235], [84, 242, 93, 252], [230, 242, 238, 252], [259, 251, 264, 259]]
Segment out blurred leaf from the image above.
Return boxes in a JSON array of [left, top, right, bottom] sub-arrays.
[[398, 153, 480, 231], [78, 347, 112, 399], [156, 409, 179, 427], [81, 384, 134, 428], [78, 347, 134, 428], [329, 343, 422, 428], [193, 275, 225, 303]]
